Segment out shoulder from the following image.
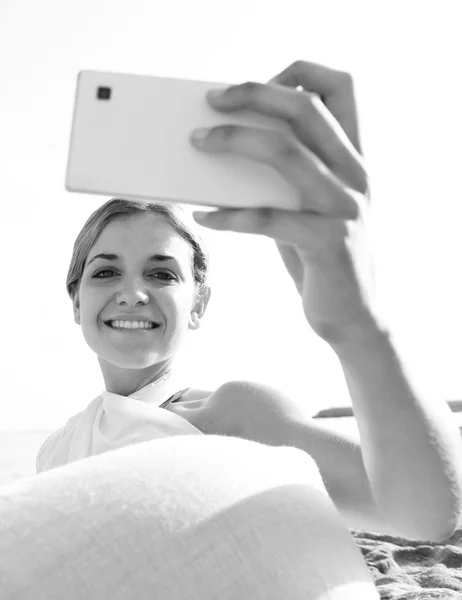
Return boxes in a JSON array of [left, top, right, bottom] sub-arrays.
[[211, 379, 307, 417], [176, 380, 309, 440], [204, 380, 309, 439]]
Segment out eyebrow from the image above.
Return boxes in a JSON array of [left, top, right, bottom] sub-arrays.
[[86, 253, 177, 267]]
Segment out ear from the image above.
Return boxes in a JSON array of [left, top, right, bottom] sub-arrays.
[[73, 294, 81, 325], [189, 286, 211, 331]]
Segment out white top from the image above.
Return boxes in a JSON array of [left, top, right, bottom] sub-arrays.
[[36, 371, 203, 473]]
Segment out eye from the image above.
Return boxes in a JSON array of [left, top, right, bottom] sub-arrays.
[[152, 271, 177, 282], [91, 269, 177, 281], [92, 269, 117, 278]]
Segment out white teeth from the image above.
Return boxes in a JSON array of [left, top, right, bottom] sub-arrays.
[[109, 320, 154, 329]]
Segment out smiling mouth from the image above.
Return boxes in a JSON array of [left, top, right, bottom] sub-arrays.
[[104, 320, 160, 331]]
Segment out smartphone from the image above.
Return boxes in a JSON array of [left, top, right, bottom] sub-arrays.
[[65, 70, 301, 211]]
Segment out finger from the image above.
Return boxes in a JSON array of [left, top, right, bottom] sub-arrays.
[[190, 124, 359, 219], [192, 207, 336, 250], [270, 60, 363, 157], [206, 81, 367, 193]]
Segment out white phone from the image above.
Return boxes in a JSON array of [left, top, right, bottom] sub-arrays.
[[65, 70, 301, 211]]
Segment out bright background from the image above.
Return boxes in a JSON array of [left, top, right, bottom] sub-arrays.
[[1, 0, 461, 430]]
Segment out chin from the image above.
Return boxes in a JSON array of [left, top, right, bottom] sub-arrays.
[[83, 325, 185, 370], [102, 350, 168, 370], [85, 341, 164, 370]]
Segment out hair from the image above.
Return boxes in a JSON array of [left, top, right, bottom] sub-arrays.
[[66, 198, 210, 302]]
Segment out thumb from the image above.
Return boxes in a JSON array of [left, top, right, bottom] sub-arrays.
[[275, 241, 304, 294]]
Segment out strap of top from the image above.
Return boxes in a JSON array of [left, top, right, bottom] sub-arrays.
[[159, 388, 192, 410]]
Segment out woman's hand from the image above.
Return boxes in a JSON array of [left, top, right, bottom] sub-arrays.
[[189, 62, 462, 541], [190, 60, 380, 347]]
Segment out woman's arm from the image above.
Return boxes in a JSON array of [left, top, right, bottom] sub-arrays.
[[332, 324, 462, 541], [191, 59, 462, 542], [213, 375, 461, 541], [211, 379, 391, 533]]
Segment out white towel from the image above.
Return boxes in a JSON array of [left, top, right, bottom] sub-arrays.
[[36, 371, 203, 473]]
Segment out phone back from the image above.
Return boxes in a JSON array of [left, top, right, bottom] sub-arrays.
[[65, 71, 301, 210]]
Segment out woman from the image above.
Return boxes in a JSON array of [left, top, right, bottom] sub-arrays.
[[1, 59, 461, 599], [36, 58, 462, 540]]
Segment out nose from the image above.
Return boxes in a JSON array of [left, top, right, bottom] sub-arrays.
[[116, 278, 149, 307]]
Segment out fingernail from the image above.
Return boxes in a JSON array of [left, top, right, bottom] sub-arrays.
[[191, 128, 210, 143]]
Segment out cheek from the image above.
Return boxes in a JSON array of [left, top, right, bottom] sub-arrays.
[[78, 287, 104, 324], [165, 288, 196, 320]]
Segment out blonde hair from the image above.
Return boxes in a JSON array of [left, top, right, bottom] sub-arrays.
[[66, 198, 210, 301]]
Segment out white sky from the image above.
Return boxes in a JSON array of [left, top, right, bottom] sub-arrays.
[[1, 0, 461, 430]]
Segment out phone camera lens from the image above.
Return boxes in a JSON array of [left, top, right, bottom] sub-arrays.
[[97, 86, 112, 100]]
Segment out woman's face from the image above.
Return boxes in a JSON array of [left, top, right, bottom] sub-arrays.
[[74, 213, 204, 371]]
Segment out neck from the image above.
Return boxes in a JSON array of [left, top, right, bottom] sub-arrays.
[[99, 358, 174, 397]]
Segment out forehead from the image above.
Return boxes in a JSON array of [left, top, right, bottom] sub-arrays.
[[91, 213, 193, 262]]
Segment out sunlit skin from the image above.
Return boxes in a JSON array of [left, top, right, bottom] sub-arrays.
[[72, 213, 209, 396]]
